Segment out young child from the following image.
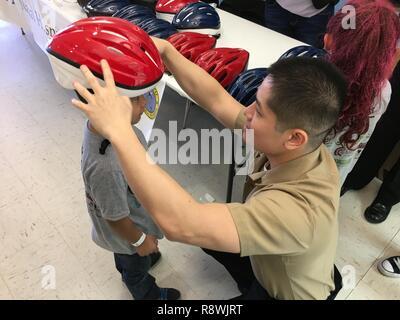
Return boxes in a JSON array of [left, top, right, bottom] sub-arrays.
[[81, 94, 181, 300]]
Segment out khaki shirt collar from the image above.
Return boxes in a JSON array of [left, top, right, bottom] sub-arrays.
[[249, 146, 323, 188]]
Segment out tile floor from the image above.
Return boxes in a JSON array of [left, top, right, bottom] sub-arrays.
[[1, 21, 399, 300]]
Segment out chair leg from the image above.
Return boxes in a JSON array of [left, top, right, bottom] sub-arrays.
[[21, 27, 25, 35]]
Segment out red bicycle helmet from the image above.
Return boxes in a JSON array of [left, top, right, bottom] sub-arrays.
[[155, 0, 198, 22], [166, 31, 216, 62], [194, 48, 249, 88], [46, 17, 164, 97]]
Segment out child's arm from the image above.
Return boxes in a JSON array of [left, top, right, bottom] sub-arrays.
[[87, 167, 158, 257], [107, 217, 159, 257]]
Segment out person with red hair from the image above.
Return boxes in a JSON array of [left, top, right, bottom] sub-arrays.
[[323, 0, 400, 186]]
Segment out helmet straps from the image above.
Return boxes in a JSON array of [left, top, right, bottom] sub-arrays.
[[99, 139, 111, 155]]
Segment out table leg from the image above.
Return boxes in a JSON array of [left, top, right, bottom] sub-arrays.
[[182, 99, 192, 129], [226, 131, 236, 203]]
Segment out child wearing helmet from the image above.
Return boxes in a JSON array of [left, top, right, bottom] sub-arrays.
[[47, 17, 181, 300], [80, 93, 180, 300]]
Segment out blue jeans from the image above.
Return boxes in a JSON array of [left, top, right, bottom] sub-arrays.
[[114, 253, 159, 300], [264, 0, 334, 48]]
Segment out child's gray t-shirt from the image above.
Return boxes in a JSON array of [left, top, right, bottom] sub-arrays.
[[81, 121, 163, 255]]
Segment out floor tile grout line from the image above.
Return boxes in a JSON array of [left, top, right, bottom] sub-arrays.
[[51, 220, 107, 300], [346, 232, 400, 300], [0, 273, 15, 300]]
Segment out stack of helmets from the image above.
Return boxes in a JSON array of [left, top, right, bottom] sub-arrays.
[[155, 0, 199, 23], [228, 68, 269, 106], [166, 31, 216, 62], [77, 0, 90, 8], [83, 0, 131, 17], [136, 17, 178, 39], [112, 4, 155, 26], [46, 17, 164, 97], [172, 2, 221, 36], [279, 45, 327, 60], [194, 48, 249, 88]]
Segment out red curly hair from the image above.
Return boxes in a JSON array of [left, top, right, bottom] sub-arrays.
[[326, 0, 400, 149]]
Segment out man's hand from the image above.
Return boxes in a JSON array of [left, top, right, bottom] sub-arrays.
[[150, 36, 243, 129], [71, 60, 133, 141], [136, 235, 159, 257], [150, 36, 170, 58]]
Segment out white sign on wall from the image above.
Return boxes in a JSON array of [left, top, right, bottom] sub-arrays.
[[0, 0, 29, 28]]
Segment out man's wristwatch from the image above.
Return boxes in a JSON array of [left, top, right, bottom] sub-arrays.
[[131, 233, 146, 247]]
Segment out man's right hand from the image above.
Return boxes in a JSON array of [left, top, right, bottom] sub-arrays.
[[136, 235, 159, 257], [150, 36, 169, 58], [149, 37, 244, 130]]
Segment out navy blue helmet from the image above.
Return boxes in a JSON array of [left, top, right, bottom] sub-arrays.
[[279, 45, 327, 60], [228, 68, 269, 106], [137, 18, 178, 39], [172, 2, 220, 35], [78, 0, 90, 7], [83, 0, 131, 17], [112, 4, 155, 25]]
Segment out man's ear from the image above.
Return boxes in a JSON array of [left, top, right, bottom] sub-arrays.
[[284, 129, 308, 150], [324, 33, 333, 51]]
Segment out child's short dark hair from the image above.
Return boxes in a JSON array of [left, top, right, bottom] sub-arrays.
[[74, 89, 94, 104]]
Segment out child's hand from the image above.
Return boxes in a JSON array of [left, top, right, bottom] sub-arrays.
[[136, 235, 159, 257]]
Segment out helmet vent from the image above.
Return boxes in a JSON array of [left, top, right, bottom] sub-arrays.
[[207, 64, 216, 74], [144, 49, 158, 67], [225, 57, 237, 65], [101, 29, 128, 40], [182, 12, 194, 21], [107, 46, 124, 55]]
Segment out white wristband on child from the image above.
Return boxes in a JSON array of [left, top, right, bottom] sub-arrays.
[[131, 233, 146, 247]]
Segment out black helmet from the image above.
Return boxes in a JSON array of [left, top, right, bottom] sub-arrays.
[[83, 0, 131, 17], [138, 18, 178, 39], [172, 2, 220, 36], [112, 4, 155, 25], [228, 68, 269, 106]]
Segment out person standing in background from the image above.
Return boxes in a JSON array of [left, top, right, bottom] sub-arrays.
[[264, 0, 339, 47], [341, 63, 400, 224], [323, 0, 400, 186], [338, 1, 400, 225]]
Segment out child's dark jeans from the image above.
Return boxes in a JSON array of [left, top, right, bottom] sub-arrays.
[[114, 252, 159, 299]]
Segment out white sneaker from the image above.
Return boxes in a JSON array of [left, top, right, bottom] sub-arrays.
[[378, 256, 400, 278]]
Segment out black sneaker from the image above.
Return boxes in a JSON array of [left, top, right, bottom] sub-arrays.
[[229, 294, 244, 300], [150, 252, 161, 269], [340, 185, 352, 197], [364, 202, 392, 224], [143, 286, 181, 300], [158, 288, 181, 300]]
